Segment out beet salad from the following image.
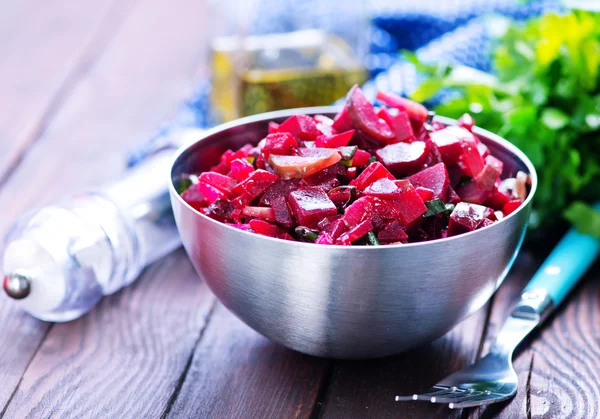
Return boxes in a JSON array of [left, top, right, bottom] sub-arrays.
[[179, 85, 529, 245]]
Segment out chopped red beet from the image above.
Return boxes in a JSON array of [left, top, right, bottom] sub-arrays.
[[180, 86, 528, 245], [232, 169, 278, 199], [375, 90, 428, 131], [458, 113, 475, 132], [242, 206, 276, 221], [502, 199, 522, 215], [415, 187, 434, 202], [349, 162, 394, 190], [351, 149, 371, 167], [337, 219, 374, 245], [375, 141, 429, 177], [484, 187, 511, 210], [455, 181, 491, 205], [268, 121, 279, 134], [228, 158, 254, 182], [378, 220, 409, 243], [378, 108, 414, 143], [346, 85, 395, 143], [198, 172, 236, 197], [262, 132, 298, 159], [278, 114, 320, 141], [407, 163, 450, 200], [269, 149, 341, 180], [430, 128, 464, 165], [288, 187, 338, 229], [315, 130, 355, 148], [475, 155, 504, 190], [448, 202, 489, 236], [332, 106, 354, 133]]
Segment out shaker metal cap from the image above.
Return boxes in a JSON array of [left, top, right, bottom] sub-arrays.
[[3, 273, 31, 300]]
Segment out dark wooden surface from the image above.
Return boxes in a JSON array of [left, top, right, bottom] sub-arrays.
[[0, 2, 598, 418]]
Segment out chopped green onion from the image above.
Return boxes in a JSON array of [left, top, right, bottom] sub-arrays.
[[295, 226, 319, 242], [339, 159, 352, 167], [174, 177, 193, 194], [458, 176, 473, 186], [423, 198, 448, 217], [246, 156, 255, 165], [336, 146, 358, 161], [366, 231, 380, 245], [368, 156, 378, 164], [445, 203, 456, 213]]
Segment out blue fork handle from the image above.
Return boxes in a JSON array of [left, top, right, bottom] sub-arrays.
[[524, 206, 600, 306]]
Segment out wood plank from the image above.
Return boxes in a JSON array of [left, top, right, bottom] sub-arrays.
[[0, 0, 214, 416], [166, 304, 330, 419], [0, 0, 137, 410], [318, 301, 491, 418], [3, 251, 215, 419], [470, 252, 600, 419], [0, 0, 134, 183]]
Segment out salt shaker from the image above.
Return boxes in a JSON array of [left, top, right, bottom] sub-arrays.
[[1, 128, 204, 322]]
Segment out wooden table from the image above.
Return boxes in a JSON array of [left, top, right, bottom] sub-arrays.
[[1, 2, 598, 418]]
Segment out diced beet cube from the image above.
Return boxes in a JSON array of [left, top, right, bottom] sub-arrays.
[[268, 121, 279, 134], [376, 90, 428, 131], [455, 181, 491, 205], [378, 108, 414, 143], [349, 162, 394, 190], [461, 135, 485, 177], [232, 169, 278, 199], [458, 113, 475, 132], [445, 186, 461, 204], [262, 132, 298, 159], [408, 228, 431, 243], [407, 162, 450, 200], [346, 166, 357, 181], [198, 182, 229, 204], [332, 106, 354, 133], [430, 128, 464, 165], [223, 144, 254, 165], [315, 130, 355, 148], [269, 150, 341, 180], [448, 202, 489, 236], [363, 178, 401, 199], [323, 219, 348, 239], [391, 179, 428, 225], [479, 218, 495, 229], [278, 115, 320, 141], [337, 219, 374, 245], [249, 219, 287, 238], [415, 187, 434, 202], [351, 149, 371, 167], [271, 196, 295, 228], [346, 85, 395, 143], [502, 199, 522, 215], [341, 197, 373, 228], [368, 196, 401, 219], [279, 233, 295, 241], [228, 158, 254, 182], [288, 187, 338, 229], [423, 217, 444, 240], [315, 231, 335, 244], [475, 155, 504, 190], [203, 199, 233, 222], [328, 186, 355, 209], [375, 141, 429, 177], [260, 179, 303, 206], [446, 163, 465, 187], [231, 193, 252, 209], [242, 206, 275, 221], [477, 142, 490, 159], [370, 213, 388, 230], [302, 167, 341, 192], [198, 172, 236, 197], [181, 185, 207, 211], [377, 220, 408, 244], [484, 187, 511, 210]]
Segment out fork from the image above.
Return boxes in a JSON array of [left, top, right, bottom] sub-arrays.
[[396, 224, 600, 409]]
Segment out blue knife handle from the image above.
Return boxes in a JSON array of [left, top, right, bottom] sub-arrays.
[[524, 211, 600, 306]]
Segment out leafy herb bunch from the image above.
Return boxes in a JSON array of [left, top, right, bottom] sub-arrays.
[[407, 10, 600, 236]]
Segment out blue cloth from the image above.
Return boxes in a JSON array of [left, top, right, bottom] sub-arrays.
[[127, 0, 560, 167]]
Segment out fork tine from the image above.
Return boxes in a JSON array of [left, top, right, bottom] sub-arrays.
[[448, 393, 509, 409], [395, 385, 453, 402], [430, 390, 486, 404]]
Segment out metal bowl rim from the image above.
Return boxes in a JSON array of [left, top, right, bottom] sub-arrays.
[[169, 106, 537, 250]]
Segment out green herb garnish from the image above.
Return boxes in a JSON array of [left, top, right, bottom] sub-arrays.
[[366, 231, 381, 245], [423, 198, 450, 217], [295, 226, 319, 242], [406, 10, 600, 237]]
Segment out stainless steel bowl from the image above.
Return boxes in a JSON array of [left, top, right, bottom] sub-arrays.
[[169, 107, 537, 359]]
